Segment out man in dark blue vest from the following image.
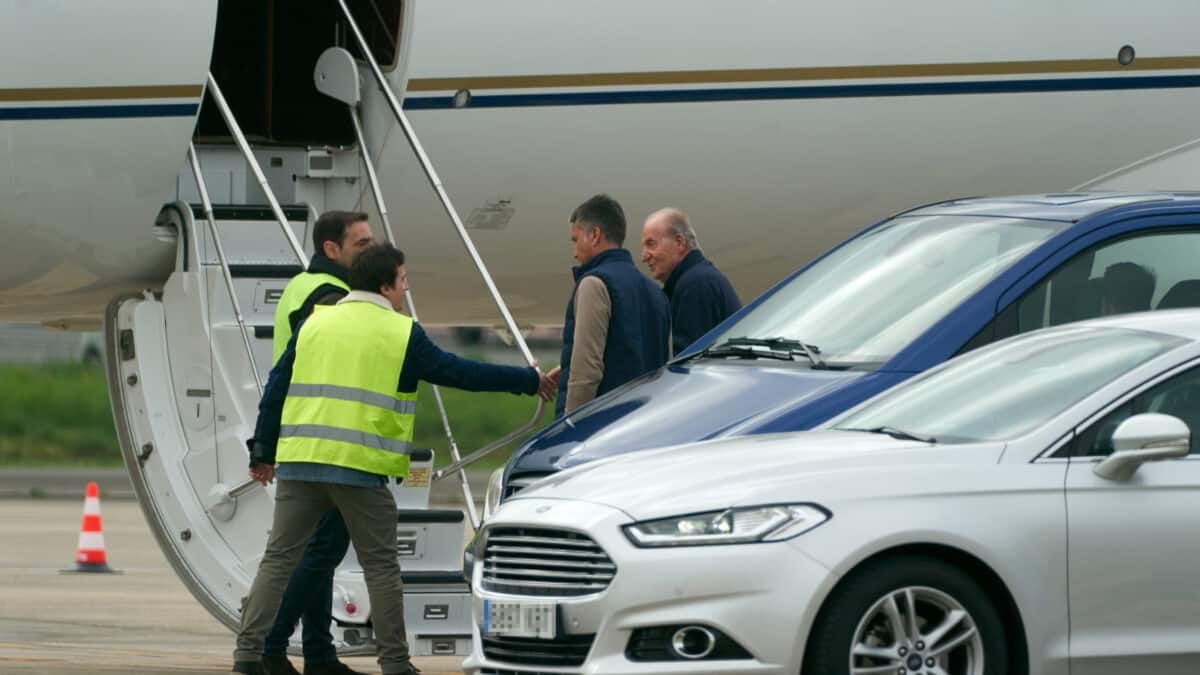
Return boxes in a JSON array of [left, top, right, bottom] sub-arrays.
[[641, 208, 741, 355], [548, 194, 670, 417]]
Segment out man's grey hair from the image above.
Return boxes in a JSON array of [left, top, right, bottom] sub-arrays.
[[650, 207, 700, 250], [571, 194, 626, 246]]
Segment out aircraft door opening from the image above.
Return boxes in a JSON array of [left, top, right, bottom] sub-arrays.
[[195, 0, 405, 147]]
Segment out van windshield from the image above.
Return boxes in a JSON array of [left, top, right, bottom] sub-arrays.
[[711, 215, 1067, 364]]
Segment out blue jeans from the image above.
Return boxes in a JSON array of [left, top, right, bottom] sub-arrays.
[[262, 508, 351, 663]]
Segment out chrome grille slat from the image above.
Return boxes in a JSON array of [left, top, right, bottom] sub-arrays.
[[487, 545, 609, 560], [484, 555, 616, 571], [483, 565, 614, 581], [485, 578, 608, 591], [486, 535, 602, 549], [481, 527, 617, 597]]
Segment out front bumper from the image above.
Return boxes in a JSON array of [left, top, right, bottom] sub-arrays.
[[464, 498, 835, 675]]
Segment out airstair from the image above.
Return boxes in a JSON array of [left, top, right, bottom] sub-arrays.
[[105, 1, 541, 658]]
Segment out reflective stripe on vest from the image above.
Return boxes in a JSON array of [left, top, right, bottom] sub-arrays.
[[279, 424, 412, 455], [272, 271, 350, 364], [276, 301, 416, 477], [287, 384, 418, 414]]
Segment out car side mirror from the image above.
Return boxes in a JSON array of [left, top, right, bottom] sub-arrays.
[[1093, 413, 1190, 481]]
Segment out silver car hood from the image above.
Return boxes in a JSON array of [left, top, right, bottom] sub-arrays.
[[512, 430, 1006, 521]]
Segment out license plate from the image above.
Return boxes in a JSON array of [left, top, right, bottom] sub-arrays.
[[483, 599, 557, 639]]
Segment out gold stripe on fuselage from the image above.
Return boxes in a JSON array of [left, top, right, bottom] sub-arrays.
[[408, 56, 1200, 92], [5, 57, 1197, 101], [0, 84, 203, 103]]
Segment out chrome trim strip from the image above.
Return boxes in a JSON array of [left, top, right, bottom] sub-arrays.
[[485, 534, 602, 548], [484, 556, 616, 570], [485, 544, 610, 560], [481, 578, 609, 590], [483, 567, 614, 581]]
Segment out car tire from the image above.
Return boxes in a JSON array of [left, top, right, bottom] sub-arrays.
[[802, 554, 1008, 675]]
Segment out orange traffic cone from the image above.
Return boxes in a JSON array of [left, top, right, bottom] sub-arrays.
[[64, 481, 117, 574]]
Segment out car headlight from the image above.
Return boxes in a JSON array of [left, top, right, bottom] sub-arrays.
[[481, 467, 505, 523], [623, 504, 830, 547]]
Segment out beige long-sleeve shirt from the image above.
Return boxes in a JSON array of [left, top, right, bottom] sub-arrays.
[[565, 276, 611, 413]]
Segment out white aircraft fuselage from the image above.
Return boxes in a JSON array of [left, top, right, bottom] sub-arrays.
[[3, 1, 1200, 327]]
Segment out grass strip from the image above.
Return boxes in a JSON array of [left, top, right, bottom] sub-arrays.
[[0, 363, 553, 471]]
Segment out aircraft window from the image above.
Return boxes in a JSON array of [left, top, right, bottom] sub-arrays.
[[712, 215, 1067, 365]]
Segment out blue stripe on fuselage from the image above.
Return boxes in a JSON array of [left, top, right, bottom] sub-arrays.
[[0, 103, 199, 121], [403, 73, 1200, 110], [3, 74, 1194, 118]]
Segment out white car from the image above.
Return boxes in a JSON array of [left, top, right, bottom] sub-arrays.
[[466, 311, 1200, 675]]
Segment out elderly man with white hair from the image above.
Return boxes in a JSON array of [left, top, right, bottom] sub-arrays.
[[640, 208, 741, 355]]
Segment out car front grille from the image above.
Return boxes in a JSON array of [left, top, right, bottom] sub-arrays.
[[480, 527, 616, 597], [482, 633, 596, 668]]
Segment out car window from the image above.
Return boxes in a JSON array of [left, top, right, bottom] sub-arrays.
[[1073, 363, 1200, 457], [959, 229, 1200, 355], [992, 229, 1200, 343], [831, 326, 1183, 443], [711, 215, 1066, 364]]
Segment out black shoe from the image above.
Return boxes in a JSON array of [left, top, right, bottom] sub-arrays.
[[231, 662, 265, 675], [263, 654, 301, 675], [304, 661, 369, 675]]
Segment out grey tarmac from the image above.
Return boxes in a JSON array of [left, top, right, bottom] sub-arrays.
[[0, 498, 467, 675], [0, 468, 489, 506]]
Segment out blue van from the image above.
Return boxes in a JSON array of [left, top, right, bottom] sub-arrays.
[[487, 192, 1200, 508]]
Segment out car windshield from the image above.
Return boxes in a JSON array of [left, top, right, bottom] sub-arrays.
[[831, 326, 1184, 442], [711, 215, 1067, 364]]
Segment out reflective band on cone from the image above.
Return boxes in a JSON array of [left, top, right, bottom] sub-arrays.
[[62, 481, 118, 574]]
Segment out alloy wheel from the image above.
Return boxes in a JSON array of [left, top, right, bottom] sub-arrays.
[[849, 585, 983, 675]]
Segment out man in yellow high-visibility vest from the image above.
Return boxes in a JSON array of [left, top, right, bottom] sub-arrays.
[[265, 210, 373, 675], [232, 244, 554, 675], [273, 211, 374, 363]]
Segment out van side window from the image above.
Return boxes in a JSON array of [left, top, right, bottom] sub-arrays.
[[1074, 364, 1200, 457], [959, 229, 1200, 356]]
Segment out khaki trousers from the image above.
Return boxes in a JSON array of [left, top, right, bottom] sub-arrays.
[[233, 480, 410, 673]]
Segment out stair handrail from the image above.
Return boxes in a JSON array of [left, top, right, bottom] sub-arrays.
[[348, 108, 481, 525], [334, 0, 535, 366], [203, 73, 308, 267], [186, 143, 265, 396], [334, 2, 547, 482], [198, 74, 309, 503]]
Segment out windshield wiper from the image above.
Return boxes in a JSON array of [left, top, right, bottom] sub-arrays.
[[840, 426, 937, 444], [719, 336, 826, 369], [675, 336, 831, 366], [698, 345, 796, 361]]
